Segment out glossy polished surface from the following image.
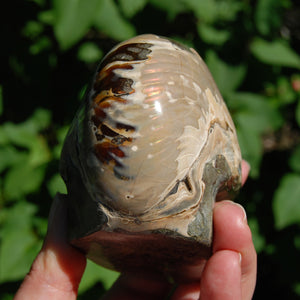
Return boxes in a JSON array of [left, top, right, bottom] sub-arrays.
[[60, 34, 242, 274]]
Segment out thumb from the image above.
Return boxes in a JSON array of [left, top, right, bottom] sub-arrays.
[[15, 194, 86, 300]]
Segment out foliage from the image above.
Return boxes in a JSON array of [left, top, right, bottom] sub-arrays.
[[1, 0, 300, 299]]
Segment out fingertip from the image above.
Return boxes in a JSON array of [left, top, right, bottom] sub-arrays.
[[171, 282, 200, 300], [213, 200, 257, 300], [214, 200, 247, 227], [241, 160, 250, 186], [200, 250, 242, 300], [214, 201, 251, 251], [213, 200, 253, 275], [44, 193, 67, 245]]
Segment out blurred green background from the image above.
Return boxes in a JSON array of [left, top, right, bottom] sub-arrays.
[[1, 0, 300, 299]]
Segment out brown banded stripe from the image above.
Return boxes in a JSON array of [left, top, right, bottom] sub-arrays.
[[91, 42, 152, 179]]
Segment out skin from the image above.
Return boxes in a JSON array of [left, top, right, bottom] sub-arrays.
[[14, 160, 256, 300]]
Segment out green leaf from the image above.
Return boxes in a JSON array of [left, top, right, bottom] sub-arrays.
[[294, 282, 300, 296], [4, 163, 46, 200], [206, 51, 246, 95], [273, 173, 300, 229], [149, 0, 187, 20], [197, 23, 230, 45], [119, 0, 147, 18], [1, 122, 38, 148], [27, 135, 51, 166], [0, 126, 50, 169], [0, 127, 9, 145], [0, 229, 40, 282], [38, 9, 55, 25], [182, 0, 217, 23], [254, 0, 286, 35], [289, 145, 300, 173], [32, 217, 48, 238], [236, 110, 272, 135], [251, 38, 300, 69], [275, 76, 297, 105], [236, 126, 262, 178], [53, 125, 69, 159], [229, 92, 283, 133], [53, 0, 101, 50], [214, 0, 243, 22], [296, 100, 300, 127], [47, 173, 67, 197], [77, 42, 103, 63], [0, 109, 51, 150], [29, 0, 46, 6], [183, 0, 243, 23], [29, 36, 52, 55], [79, 261, 119, 293], [0, 201, 37, 230], [22, 20, 44, 39], [248, 218, 266, 253], [94, 0, 136, 41], [0, 146, 27, 173], [0, 202, 42, 282], [231, 92, 283, 175], [0, 292, 14, 300]]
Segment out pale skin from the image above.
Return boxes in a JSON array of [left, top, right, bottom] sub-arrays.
[[14, 161, 256, 300]]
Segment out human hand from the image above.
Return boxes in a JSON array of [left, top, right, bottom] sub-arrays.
[[14, 161, 256, 300]]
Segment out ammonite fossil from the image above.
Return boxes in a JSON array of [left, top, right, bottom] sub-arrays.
[[60, 34, 242, 279]]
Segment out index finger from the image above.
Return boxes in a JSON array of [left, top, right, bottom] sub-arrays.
[[213, 201, 257, 299]]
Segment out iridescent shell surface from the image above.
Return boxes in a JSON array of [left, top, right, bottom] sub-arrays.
[[60, 34, 242, 276]]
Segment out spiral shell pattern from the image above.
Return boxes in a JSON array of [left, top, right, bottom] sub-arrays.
[[61, 34, 241, 238]]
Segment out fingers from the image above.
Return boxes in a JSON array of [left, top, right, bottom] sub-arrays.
[[212, 201, 257, 300], [171, 201, 256, 300], [200, 250, 242, 300], [241, 160, 250, 186], [170, 281, 201, 300], [14, 194, 86, 300], [170, 252, 243, 300], [102, 271, 172, 300]]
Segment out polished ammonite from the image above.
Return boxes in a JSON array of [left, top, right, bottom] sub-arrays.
[[60, 34, 242, 278]]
